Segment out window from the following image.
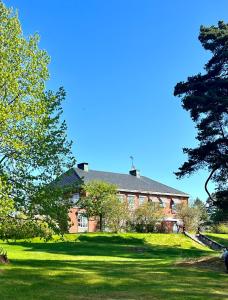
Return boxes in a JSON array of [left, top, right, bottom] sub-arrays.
[[159, 198, 165, 208], [170, 199, 177, 213], [128, 195, 135, 209], [72, 193, 80, 205], [77, 213, 88, 228], [139, 196, 146, 205], [118, 194, 125, 203], [149, 196, 160, 204]]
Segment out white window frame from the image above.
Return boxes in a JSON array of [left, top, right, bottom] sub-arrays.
[[77, 213, 88, 228], [170, 199, 177, 213], [158, 198, 165, 208], [118, 194, 125, 203], [138, 195, 146, 205], [127, 195, 135, 209], [72, 193, 80, 206]]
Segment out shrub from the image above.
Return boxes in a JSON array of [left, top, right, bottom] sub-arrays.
[[131, 202, 164, 233], [212, 223, 228, 234], [103, 196, 131, 233], [0, 218, 53, 240]]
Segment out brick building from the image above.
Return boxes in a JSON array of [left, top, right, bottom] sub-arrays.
[[61, 163, 189, 233]]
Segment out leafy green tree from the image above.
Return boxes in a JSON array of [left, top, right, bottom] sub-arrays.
[[176, 203, 196, 231], [0, 1, 75, 236], [174, 21, 228, 217], [206, 195, 228, 224], [0, 215, 53, 241], [193, 198, 209, 227], [103, 196, 130, 233], [79, 181, 118, 231], [176, 199, 208, 232], [132, 202, 164, 233]]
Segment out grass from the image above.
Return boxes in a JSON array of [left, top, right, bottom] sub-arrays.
[[205, 233, 228, 247], [0, 233, 227, 300]]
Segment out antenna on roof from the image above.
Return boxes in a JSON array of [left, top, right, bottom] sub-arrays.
[[130, 156, 135, 170]]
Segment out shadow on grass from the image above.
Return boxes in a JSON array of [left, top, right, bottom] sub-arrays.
[[205, 234, 228, 247], [0, 235, 227, 299], [7, 234, 210, 260], [0, 258, 227, 300]]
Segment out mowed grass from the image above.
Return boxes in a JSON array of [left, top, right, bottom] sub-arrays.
[[205, 233, 228, 247], [0, 233, 227, 300]]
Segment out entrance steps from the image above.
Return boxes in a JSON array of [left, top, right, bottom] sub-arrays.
[[184, 231, 225, 250]]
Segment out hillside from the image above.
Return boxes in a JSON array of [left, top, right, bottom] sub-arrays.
[[0, 233, 227, 300], [205, 233, 228, 247]]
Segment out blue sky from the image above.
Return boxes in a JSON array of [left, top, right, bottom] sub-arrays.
[[4, 0, 228, 201]]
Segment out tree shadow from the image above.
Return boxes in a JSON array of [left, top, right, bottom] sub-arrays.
[[205, 234, 228, 247], [6, 234, 210, 260], [1, 235, 227, 299], [0, 258, 227, 300]]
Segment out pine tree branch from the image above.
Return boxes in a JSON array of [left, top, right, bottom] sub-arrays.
[[0, 155, 8, 165]]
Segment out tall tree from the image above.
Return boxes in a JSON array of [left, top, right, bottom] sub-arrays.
[[102, 195, 130, 233], [79, 180, 118, 231], [174, 21, 228, 216], [0, 1, 75, 235]]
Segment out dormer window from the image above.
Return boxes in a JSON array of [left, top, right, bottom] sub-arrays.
[[72, 193, 80, 205]]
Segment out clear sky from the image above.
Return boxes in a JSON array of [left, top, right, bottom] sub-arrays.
[[4, 0, 228, 201]]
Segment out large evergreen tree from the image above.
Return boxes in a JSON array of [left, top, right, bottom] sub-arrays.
[[174, 21, 228, 217], [0, 1, 76, 236]]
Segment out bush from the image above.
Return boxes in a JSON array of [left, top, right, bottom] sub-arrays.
[[131, 202, 164, 233], [211, 223, 228, 234], [103, 197, 131, 233], [0, 218, 53, 240]]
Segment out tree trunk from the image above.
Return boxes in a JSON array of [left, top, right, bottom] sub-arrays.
[[100, 214, 103, 231]]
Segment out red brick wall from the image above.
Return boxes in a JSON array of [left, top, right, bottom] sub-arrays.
[[68, 208, 99, 233], [68, 208, 78, 233], [68, 192, 188, 233]]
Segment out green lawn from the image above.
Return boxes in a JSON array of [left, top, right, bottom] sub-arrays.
[[205, 233, 228, 247], [0, 233, 227, 300]]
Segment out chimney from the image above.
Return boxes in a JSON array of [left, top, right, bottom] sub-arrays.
[[77, 162, 89, 172], [129, 169, 140, 178]]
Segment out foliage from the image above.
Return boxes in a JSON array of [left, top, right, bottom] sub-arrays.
[[205, 233, 228, 247], [210, 223, 228, 234], [0, 175, 14, 219], [0, 217, 53, 241], [79, 180, 118, 231], [174, 21, 228, 216], [103, 196, 130, 232], [206, 195, 228, 223], [0, 1, 76, 236], [193, 198, 209, 226], [132, 202, 164, 233], [176, 199, 208, 232]]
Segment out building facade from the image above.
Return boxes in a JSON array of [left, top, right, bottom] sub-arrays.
[[60, 163, 189, 233]]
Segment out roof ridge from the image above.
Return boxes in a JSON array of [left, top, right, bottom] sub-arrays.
[[74, 167, 134, 176], [73, 168, 188, 196], [141, 175, 187, 195]]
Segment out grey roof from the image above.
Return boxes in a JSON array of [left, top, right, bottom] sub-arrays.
[[59, 168, 188, 197]]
